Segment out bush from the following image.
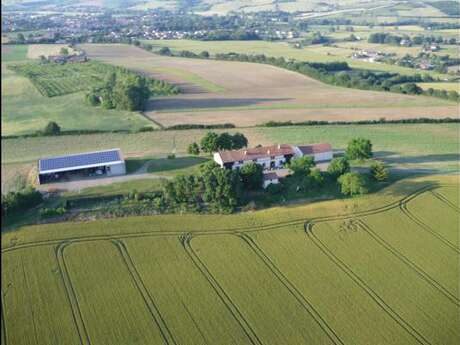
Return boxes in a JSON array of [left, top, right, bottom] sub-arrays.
[[187, 142, 200, 155], [287, 156, 315, 176], [43, 121, 61, 136], [370, 160, 389, 181], [39, 206, 67, 218], [167, 154, 176, 159], [266, 183, 284, 195], [345, 138, 373, 160], [338, 172, 369, 196], [327, 157, 350, 178], [1, 187, 43, 217]]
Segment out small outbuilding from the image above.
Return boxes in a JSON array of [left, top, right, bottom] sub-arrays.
[[38, 148, 126, 184]]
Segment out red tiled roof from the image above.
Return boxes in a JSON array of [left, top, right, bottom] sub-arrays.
[[297, 143, 332, 155], [218, 144, 294, 163]]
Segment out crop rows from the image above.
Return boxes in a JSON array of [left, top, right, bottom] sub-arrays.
[[2, 185, 459, 345]]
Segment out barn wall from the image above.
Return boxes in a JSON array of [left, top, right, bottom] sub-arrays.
[[107, 162, 126, 176]]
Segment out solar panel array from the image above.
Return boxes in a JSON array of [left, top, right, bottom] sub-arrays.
[[39, 149, 121, 173]]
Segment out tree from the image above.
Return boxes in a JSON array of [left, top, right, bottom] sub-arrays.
[[231, 132, 248, 149], [187, 142, 200, 155], [370, 160, 389, 181], [59, 47, 69, 56], [287, 156, 315, 176], [200, 132, 220, 153], [338, 172, 368, 196], [345, 138, 373, 160], [216, 132, 233, 150], [240, 162, 263, 190], [43, 121, 61, 136], [327, 157, 350, 178], [85, 91, 100, 106], [17, 33, 25, 43], [199, 51, 210, 58], [158, 47, 172, 56]]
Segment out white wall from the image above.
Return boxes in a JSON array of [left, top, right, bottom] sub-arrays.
[[314, 151, 333, 162], [213, 153, 224, 168], [263, 178, 279, 189], [107, 162, 126, 176]]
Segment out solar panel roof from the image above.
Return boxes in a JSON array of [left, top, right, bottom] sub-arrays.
[[39, 149, 122, 173]]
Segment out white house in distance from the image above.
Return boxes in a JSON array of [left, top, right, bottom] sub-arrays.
[[213, 143, 333, 188]]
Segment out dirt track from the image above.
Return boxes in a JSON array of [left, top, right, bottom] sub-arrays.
[[81, 44, 460, 127]]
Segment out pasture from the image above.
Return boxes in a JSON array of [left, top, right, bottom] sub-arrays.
[[2, 175, 459, 345], [80, 44, 458, 128]]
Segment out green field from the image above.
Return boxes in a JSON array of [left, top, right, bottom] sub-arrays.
[[3, 124, 458, 171], [2, 175, 459, 344], [418, 82, 460, 92], [142, 39, 452, 78], [1, 46, 157, 136]]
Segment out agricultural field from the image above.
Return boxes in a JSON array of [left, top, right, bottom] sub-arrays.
[[1, 45, 159, 136], [26, 44, 76, 59], [2, 174, 459, 345], [418, 82, 460, 92], [140, 39, 453, 78], [2, 123, 459, 193], [80, 44, 458, 128]]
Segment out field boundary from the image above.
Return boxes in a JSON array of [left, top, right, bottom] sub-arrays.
[[180, 233, 262, 345], [111, 239, 176, 345], [2, 184, 452, 254], [238, 233, 344, 345]]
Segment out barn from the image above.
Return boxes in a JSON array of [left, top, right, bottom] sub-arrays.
[[38, 148, 126, 184]]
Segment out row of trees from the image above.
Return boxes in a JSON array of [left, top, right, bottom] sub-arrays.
[[152, 47, 459, 102], [368, 32, 458, 46]]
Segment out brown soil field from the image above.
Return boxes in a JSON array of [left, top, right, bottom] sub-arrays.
[[81, 44, 459, 127]]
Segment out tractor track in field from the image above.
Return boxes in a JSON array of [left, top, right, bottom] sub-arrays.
[[1, 293, 8, 345], [237, 233, 345, 345], [111, 239, 177, 345], [180, 233, 263, 345], [55, 242, 91, 345], [430, 190, 460, 213], [357, 220, 460, 307], [304, 224, 432, 345], [399, 198, 460, 254], [2, 184, 447, 255]]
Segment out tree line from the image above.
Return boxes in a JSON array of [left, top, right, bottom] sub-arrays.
[[152, 46, 459, 102]]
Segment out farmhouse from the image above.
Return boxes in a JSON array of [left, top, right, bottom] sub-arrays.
[[38, 148, 126, 184], [214, 143, 332, 170]]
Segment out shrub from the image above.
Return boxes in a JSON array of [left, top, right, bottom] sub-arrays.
[[327, 157, 350, 178], [288, 156, 315, 176], [345, 138, 373, 160], [266, 183, 284, 195], [167, 154, 176, 159], [338, 172, 369, 196], [187, 142, 200, 155], [370, 160, 389, 181], [1, 187, 43, 217], [39, 206, 67, 218]]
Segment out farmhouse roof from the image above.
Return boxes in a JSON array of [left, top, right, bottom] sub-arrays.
[[39, 148, 124, 174], [296, 143, 332, 155], [217, 144, 295, 163]]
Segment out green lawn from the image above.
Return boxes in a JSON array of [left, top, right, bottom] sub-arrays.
[[2, 175, 459, 345]]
